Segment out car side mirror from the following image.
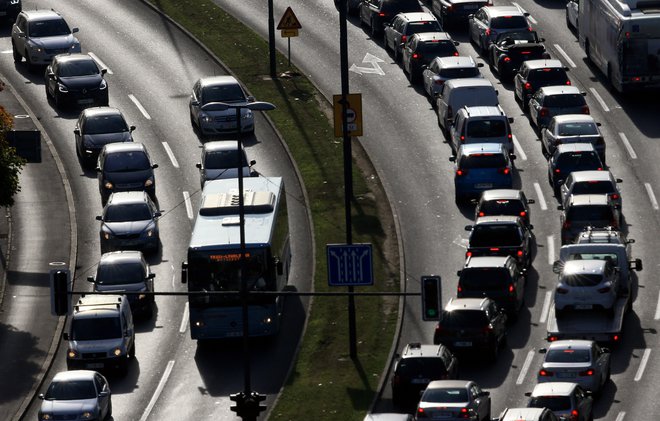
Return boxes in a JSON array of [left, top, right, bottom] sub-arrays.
[[250, 159, 257, 166], [152, 163, 159, 169], [247, 96, 255, 102], [148, 273, 156, 279], [557, 205, 564, 210], [456, 270, 462, 276], [38, 394, 45, 400], [99, 391, 109, 398], [73, 128, 80, 135], [524, 392, 532, 397], [481, 391, 490, 397], [539, 37, 545, 42], [101, 68, 107, 75], [95, 167, 101, 172], [454, 41, 460, 46], [95, 215, 102, 221], [596, 122, 602, 126], [63, 332, 70, 340], [616, 178, 623, 183], [523, 12, 530, 16], [196, 163, 202, 169], [528, 224, 534, 230], [632, 258, 643, 271], [495, 89, 499, 96], [464, 225, 473, 231], [510, 154, 517, 160], [191, 99, 200, 106], [539, 347, 547, 354], [449, 156, 456, 162], [627, 238, 635, 244], [581, 91, 587, 96], [72, 27, 79, 33], [468, 14, 474, 18], [477, 62, 484, 68], [527, 199, 535, 204], [87, 276, 95, 283], [601, 347, 611, 354], [552, 260, 561, 273], [508, 117, 514, 123], [130, 125, 136, 132], [154, 211, 162, 218]]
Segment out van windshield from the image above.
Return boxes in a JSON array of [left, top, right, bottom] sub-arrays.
[[71, 317, 122, 340]]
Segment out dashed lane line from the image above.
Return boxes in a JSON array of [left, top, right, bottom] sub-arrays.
[[180, 302, 189, 333], [512, 135, 527, 161], [533, 182, 547, 210], [516, 350, 536, 385], [547, 235, 555, 265], [615, 412, 626, 421], [129, 94, 152, 120], [618, 132, 637, 159], [645, 183, 659, 210], [539, 291, 553, 324], [88, 52, 113, 74], [553, 44, 576, 68], [654, 291, 660, 320], [183, 191, 193, 220], [634, 348, 651, 381], [589, 87, 610, 112], [161, 141, 179, 168], [139, 360, 175, 421]]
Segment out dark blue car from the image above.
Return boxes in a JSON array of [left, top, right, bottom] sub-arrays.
[[450, 143, 515, 203]]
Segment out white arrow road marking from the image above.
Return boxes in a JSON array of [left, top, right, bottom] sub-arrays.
[[349, 53, 385, 75]]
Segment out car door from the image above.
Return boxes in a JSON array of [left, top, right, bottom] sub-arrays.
[[12, 15, 27, 53], [422, 59, 439, 96], [514, 65, 527, 100], [542, 118, 557, 155], [94, 373, 110, 416], [529, 91, 543, 123], [449, 112, 465, 152]]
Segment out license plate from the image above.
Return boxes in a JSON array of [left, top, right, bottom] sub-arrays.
[[575, 304, 593, 310], [475, 183, 493, 189], [433, 411, 452, 418], [557, 372, 577, 378], [78, 98, 94, 104], [226, 331, 242, 337], [411, 378, 430, 384], [464, 4, 478, 9], [455, 341, 472, 347], [0, 11, 6, 16], [86, 363, 104, 369]]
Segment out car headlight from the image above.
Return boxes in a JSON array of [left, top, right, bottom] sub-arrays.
[[70, 41, 81, 52], [103, 231, 112, 240], [243, 109, 253, 120], [200, 113, 213, 123], [67, 349, 79, 359], [10, 0, 20, 4], [29, 44, 43, 53], [113, 347, 123, 357], [104, 181, 113, 190], [144, 178, 154, 187], [81, 412, 93, 419], [57, 83, 68, 93], [146, 228, 154, 237], [99, 79, 107, 90], [39, 413, 53, 420]]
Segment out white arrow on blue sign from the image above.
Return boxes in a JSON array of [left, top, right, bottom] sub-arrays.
[[327, 243, 374, 287]]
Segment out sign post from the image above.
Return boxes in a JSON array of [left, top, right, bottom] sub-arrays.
[[333, 93, 363, 138], [277, 7, 302, 67]]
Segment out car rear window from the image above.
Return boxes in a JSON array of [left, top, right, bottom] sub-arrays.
[[440, 310, 489, 328], [460, 267, 510, 291], [490, 16, 529, 29], [558, 122, 599, 136], [466, 119, 507, 137], [545, 348, 591, 363], [396, 357, 448, 378], [382, 0, 423, 13], [470, 224, 522, 247], [543, 94, 587, 108], [422, 387, 468, 403], [205, 150, 247, 169], [555, 152, 601, 172], [528, 68, 569, 84], [479, 199, 525, 216], [104, 203, 152, 222], [459, 153, 507, 169], [417, 41, 458, 57], [104, 151, 150, 172], [571, 181, 615, 195], [96, 261, 146, 286], [406, 21, 442, 35], [439, 67, 480, 79], [528, 396, 572, 412], [566, 205, 614, 222], [562, 273, 604, 287]]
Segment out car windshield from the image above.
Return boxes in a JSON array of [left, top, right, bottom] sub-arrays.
[[571, 181, 615, 195], [204, 150, 247, 169], [562, 273, 604, 287], [58, 60, 99, 77], [440, 310, 488, 329], [461, 268, 509, 291], [422, 387, 468, 403], [528, 69, 569, 84], [202, 84, 245, 104], [439, 67, 480, 79], [545, 348, 591, 363], [96, 261, 146, 286], [407, 21, 442, 35], [557, 122, 598, 136], [566, 205, 613, 222], [568, 253, 619, 266], [418, 41, 457, 57], [544, 94, 586, 108], [555, 152, 601, 172], [528, 396, 572, 411], [103, 151, 150, 172], [470, 224, 522, 247], [490, 16, 528, 29], [396, 357, 448, 378], [84, 115, 129, 134], [479, 199, 525, 216], [104, 203, 152, 222], [28, 18, 71, 37], [44, 380, 96, 400], [466, 120, 507, 137], [460, 153, 507, 169], [71, 317, 122, 341]]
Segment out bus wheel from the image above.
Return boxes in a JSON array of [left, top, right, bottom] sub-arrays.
[[585, 40, 591, 63]]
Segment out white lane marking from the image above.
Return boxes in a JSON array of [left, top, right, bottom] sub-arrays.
[[511, 3, 537, 24], [618, 132, 637, 159], [634, 348, 651, 381], [171, 264, 176, 290], [1, 49, 13, 54], [645, 183, 659, 210], [547, 235, 555, 265], [654, 291, 660, 320], [512, 135, 527, 161], [161, 142, 179, 168], [140, 360, 175, 421], [615, 412, 626, 421], [539, 291, 553, 324], [533, 182, 547, 210], [516, 350, 536, 385], [180, 302, 189, 333], [553, 44, 576, 68], [183, 191, 193, 220], [87, 52, 113, 74], [129, 94, 152, 120], [589, 88, 610, 112]]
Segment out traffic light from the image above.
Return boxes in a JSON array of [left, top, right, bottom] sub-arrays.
[[50, 269, 71, 316], [229, 392, 247, 416], [421, 275, 441, 321], [230, 391, 267, 420]]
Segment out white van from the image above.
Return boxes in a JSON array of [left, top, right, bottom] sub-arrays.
[[435, 78, 499, 137], [64, 294, 135, 375], [449, 105, 514, 154]]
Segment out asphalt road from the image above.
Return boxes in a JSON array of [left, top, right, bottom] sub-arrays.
[[214, 0, 660, 419], [0, 0, 313, 419]]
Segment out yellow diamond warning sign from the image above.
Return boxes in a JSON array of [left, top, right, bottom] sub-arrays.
[[277, 7, 302, 30]]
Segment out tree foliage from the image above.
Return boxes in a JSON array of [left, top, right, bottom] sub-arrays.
[[0, 96, 26, 207]]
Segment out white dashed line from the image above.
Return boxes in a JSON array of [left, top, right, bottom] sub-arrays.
[[654, 291, 660, 320], [589, 87, 610, 112], [645, 183, 659, 210], [511, 3, 537, 24], [139, 360, 175, 421], [615, 412, 626, 421], [1, 49, 12, 54], [516, 350, 536, 385], [87, 52, 113, 74], [618, 132, 637, 159], [533, 182, 547, 210], [161, 141, 179, 168], [180, 302, 189, 333], [183, 191, 193, 220], [512, 135, 527, 161], [539, 291, 553, 324], [547, 235, 555, 265], [553, 44, 576, 68], [128, 94, 152, 120], [634, 348, 651, 381]]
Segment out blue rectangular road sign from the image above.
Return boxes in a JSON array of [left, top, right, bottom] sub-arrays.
[[327, 243, 374, 286]]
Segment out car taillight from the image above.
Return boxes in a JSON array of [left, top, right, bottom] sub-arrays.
[[579, 369, 595, 376], [457, 284, 462, 293], [520, 51, 531, 55], [507, 133, 513, 140], [460, 135, 465, 142], [539, 369, 553, 376], [412, 52, 421, 59], [401, 35, 407, 43], [581, 105, 590, 114], [485, 28, 491, 36], [417, 407, 427, 418], [548, 336, 558, 342], [453, 51, 459, 56], [556, 287, 569, 294], [378, 12, 386, 17], [516, 250, 523, 257], [434, 78, 445, 85], [612, 334, 620, 341], [435, 324, 443, 335], [503, 56, 511, 62], [562, 220, 570, 229], [524, 82, 532, 90], [508, 283, 515, 293], [598, 286, 611, 293], [570, 410, 579, 421], [466, 251, 472, 258], [490, 247, 500, 251], [478, 211, 485, 216], [499, 167, 511, 175], [566, 80, 572, 85], [447, 5, 454, 12], [611, 194, 619, 200], [555, 168, 561, 174], [459, 408, 470, 419], [539, 107, 549, 117], [456, 169, 467, 176], [520, 211, 526, 217], [482, 324, 493, 333], [528, 26, 533, 32]]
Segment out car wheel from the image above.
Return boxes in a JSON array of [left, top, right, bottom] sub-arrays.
[[489, 342, 499, 363], [105, 400, 112, 420], [585, 40, 592, 63], [12, 42, 21, 63]]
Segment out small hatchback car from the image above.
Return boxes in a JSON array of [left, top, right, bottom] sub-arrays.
[[74, 107, 135, 168], [558, 194, 621, 244], [514, 59, 571, 111], [449, 105, 514, 154], [383, 12, 442, 62], [196, 140, 256, 187], [450, 143, 515, 203], [547, 143, 603, 192], [390, 342, 459, 408], [559, 170, 622, 209], [97, 142, 158, 205], [38, 370, 112, 421], [45, 53, 109, 109], [526, 382, 593, 421], [465, 215, 534, 268], [528, 86, 589, 131], [474, 189, 534, 226], [554, 259, 621, 316], [401, 32, 459, 84], [422, 56, 483, 99], [468, 6, 531, 52], [540, 114, 605, 162], [415, 380, 491, 421]]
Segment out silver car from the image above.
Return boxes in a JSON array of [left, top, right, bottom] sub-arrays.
[[422, 56, 483, 99], [554, 259, 621, 316], [540, 114, 605, 163], [559, 170, 622, 209], [528, 86, 589, 131], [537, 340, 611, 394], [11, 9, 80, 70], [38, 370, 112, 421], [196, 140, 256, 187], [189, 76, 255, 137], [526, 382, 593, 421], [416, 380, 491, 421]]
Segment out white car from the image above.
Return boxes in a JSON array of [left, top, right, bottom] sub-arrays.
[[554, 259, 621, 317], [39, 370, 112, 421], [11, 9, 80, 70], [196, 140, 256, 187], [189, 76, 255, 137], [566, 0, 579, 33], [537, 340, 611, 394]]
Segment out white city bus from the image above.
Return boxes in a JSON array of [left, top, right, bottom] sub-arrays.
[[579, 0, 660, 92]]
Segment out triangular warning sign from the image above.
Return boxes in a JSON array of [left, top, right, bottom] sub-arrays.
[[277, 7, 302, 30]]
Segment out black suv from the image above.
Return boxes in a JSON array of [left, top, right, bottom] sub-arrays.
[[488, 30, 548, 81], [402, 32, 459, 84], [390, 342, 459, 408], [457, 255, 526, 316], [433, 297, 507, 362], [513, 59, 570, 111], [558, 194, 621, 244], [465, 216, 534, 268], [547, 143, 603, 193], [432, 0, 490, 28], [45, 53, 109, 109], [359, 0, 423, 37]]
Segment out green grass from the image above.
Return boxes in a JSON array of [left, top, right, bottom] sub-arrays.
[[148, 1, 400, 419]]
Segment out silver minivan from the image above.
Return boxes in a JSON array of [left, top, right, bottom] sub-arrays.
[[435, 78, 499, 137], [449, 105, 514, 154]]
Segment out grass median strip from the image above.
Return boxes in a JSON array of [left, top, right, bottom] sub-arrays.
[[148, 1, 400, 419]]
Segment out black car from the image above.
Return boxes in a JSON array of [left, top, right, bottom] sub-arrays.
[[390, 342, 459, 408], [474, 189, 534, 227], [45, 53, 109, 109], [513, 59, 570, 111], [0, 0, 21, 23], [401, 32, 459, 84], [359, 0, 423, 37], [488, 30, 549, 81], [433, 297, 507, 362], [465, 215, 534, 268], [97, 142, 158, 205], [74, 107, 135, 168], [431, 0, 490, 28], [547, 143, 603, 193], [87, 250, 156, 318]]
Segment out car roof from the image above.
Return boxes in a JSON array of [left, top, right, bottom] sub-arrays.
[[103, 142, 147, 154], [198, 75, 240, 87], [531, 382, 578, 397], [568, 170, 613, 183], [474, 215, 522, 225], [81, 106, 123, 118], [436, 56, 477, 68], [445, 78, 494, 88], [396, 12, 436, 21], [555, 142, 596, 153], [426, 380, 471, 389], [460, 105, 505, 118], [203, 140, 244, 152], [501, 407, 547, 421], [22, 9, 64, 20], [562, 259, 608, 274], [552, 114, 596, 124], [52, 370, 98, 382], [567, 193, 609, 206], [548, 339, 594, 350], [523, 59, 564, 69], [538, 85, 582, 96], [99, 250, 145, 266], [459, 142, 506, 155], [107, 191, 151, 206], [464, 255, 511, 268], [483, 5, 527, 17], [481, 189, 523, 201], [446, 297, 490, 311], [54, 53, 94, 64], [412, 32, 453, 42]]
